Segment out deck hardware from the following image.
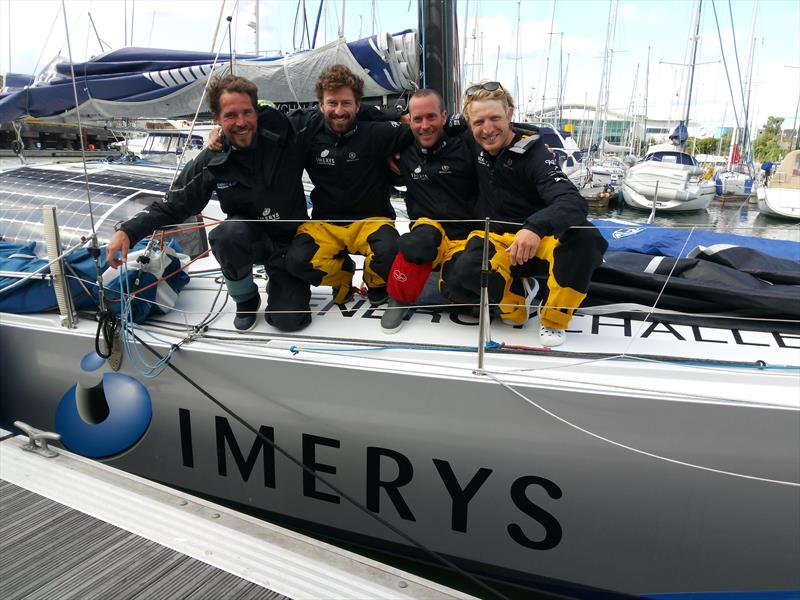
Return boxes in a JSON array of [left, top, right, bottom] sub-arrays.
[[13, 421, 61, 458]]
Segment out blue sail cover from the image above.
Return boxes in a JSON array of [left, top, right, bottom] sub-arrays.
[[668, 121, 689, 146], [0, 31, 419, 122]]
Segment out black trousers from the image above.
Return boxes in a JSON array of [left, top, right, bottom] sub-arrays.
[[208, 218, 311, 332]]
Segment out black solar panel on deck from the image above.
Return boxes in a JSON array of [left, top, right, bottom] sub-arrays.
[[0, 164, 209, 258], [0, 165, 170, 247]]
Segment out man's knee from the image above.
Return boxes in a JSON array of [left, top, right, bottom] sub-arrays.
[[285, 233, 322, 283], [266, 312, 311, 332], [208, 220, 253, 251], [365, 224, 399, 278], [265, 270, 312, 331], [399, 225, 442, 264]]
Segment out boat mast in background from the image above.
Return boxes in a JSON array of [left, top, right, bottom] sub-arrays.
[[419, 0, 461, 114], [681, 0, 702, 151], [641, 46, 650, 155]]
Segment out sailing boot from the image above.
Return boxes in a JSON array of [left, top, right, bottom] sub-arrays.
[[233, 295, 261, 332], [380, 298, 410, 333]]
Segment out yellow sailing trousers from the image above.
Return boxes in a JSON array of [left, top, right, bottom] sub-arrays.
[[441, 229, 602, 329], [286, 218, 398, 304]]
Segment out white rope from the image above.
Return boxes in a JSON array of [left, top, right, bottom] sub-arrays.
[[484, 370, 800, 488]]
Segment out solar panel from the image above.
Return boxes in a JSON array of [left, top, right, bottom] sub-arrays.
[[0, 164, 208, 257]]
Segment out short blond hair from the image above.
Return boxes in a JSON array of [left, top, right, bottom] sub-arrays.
[[462, 81, 515, 124]]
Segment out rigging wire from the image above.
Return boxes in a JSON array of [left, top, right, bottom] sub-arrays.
[[60, 0, 107, 313], [168, 15, 234, 187], [485, 371, 799, 488]]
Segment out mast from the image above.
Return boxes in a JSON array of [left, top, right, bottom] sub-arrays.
[[513, 0, 522, 119], [462, 0, 469, 91], [642, 46, 649, 154], [624, 63, 639, 148], [558, 33, 563, 124], [540, 0, 556, 118], [683, 0, 702, 138], [590, 0, 615, 154], [741, 0, 759, 162], [420, 0, 461, 114]]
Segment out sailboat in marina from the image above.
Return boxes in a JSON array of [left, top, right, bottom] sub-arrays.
[[756, 148, 800, 220], [1, 2, 799, 598], [621, 0, 716, 213]]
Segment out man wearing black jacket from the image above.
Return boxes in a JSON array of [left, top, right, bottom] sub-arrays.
[[441, 81, 607, 347], [284, 64, 410, 306], [380, 89, 478, 333], [106, 75, 311, 332]]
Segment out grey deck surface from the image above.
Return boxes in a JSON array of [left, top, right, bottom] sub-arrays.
[[0, 479, 289, 600]]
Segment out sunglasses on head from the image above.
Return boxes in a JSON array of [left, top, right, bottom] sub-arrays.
[[465, 81, 503, 97]]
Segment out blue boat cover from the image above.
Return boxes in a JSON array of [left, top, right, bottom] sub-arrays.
[[594, 219, 800, 262], [0, 31, 420, 122], [0, 240, 189, 323]]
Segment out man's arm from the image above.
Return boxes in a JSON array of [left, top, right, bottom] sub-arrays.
[[106, 156, 213, 267], [522, 142, 588, 238]]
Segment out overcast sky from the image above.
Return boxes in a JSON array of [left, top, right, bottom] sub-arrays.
[[2, 0, 798, 131]]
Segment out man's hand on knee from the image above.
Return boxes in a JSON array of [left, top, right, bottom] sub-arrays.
[[507, 229, 541, 266]]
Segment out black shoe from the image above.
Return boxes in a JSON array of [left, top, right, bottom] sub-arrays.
[[367, 286, 389, 306], [233, 296, 261, 332], [381, 298, 410, 334]]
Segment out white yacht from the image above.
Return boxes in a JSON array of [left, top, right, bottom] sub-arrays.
[[622, 143, 716, 212], [756, 149, 800, 220]]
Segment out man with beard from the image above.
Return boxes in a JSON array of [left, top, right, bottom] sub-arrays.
[[209, 65, 410, 307], [107, 75, 311, 332], [284, 64, 410, 306]]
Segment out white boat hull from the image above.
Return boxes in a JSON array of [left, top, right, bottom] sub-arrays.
[[715, 171, 755, 198], [757, 185, 800, 220], [2, 291, 798, 596]]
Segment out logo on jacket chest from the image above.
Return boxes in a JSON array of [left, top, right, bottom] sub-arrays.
[[316, 148, 335, 166], [260, 207, 280, 220], [216, 180, 237, 190], [410, 165, 429, 181]]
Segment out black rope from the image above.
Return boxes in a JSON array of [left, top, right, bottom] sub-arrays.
[[94, 310, 119, 359], [131, 332, 520, 600]]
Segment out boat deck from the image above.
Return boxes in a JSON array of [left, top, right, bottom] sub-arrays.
[[0, 431, 475, 600]]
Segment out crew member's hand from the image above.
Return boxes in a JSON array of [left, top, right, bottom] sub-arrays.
[[106, 230, 131, 268], [387, 153, 401, 176], [507, 229, 541, 266], [207, 127, 223, 152]]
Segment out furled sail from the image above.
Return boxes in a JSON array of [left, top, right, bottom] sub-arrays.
[[0, 30, 419, 122]]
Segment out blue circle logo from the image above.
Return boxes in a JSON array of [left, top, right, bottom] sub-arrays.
[[55, 352, 152, 458]]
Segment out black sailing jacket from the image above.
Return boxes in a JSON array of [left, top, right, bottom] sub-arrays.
[[397, 133, 478, 240], [120, 106, 307, 245], [290, 107, 410, 222], [470, 130, 588, 237]]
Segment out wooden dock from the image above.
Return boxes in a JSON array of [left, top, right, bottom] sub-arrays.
[[0, 430, 475, 600]]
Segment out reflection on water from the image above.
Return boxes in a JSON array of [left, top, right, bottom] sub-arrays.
[[592, 194, 800, 243]]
